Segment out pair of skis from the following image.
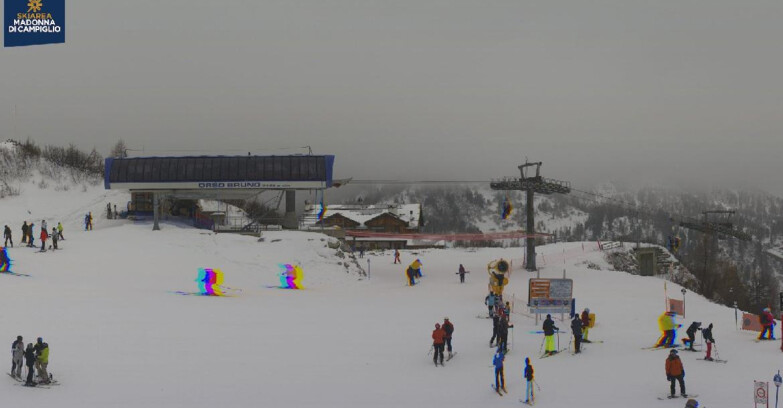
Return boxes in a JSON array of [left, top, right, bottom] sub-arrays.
[[490, 384, 508, 396], [539, 347, 569, 359], [657, 394, 698, 400]]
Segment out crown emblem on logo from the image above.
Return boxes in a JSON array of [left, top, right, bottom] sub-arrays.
[[27, 0, 43, 12]]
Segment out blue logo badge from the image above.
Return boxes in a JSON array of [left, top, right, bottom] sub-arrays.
[[4, 0, 65, 47]]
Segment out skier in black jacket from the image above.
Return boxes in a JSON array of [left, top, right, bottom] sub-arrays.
[[702, 323, 716, 360], [23, 343, 36, 386], [497, 317, 509, 352], [21, 221, 28, 244], [442, 317, 455, 359], [3, 225, 12, 247], [490, 314, 500, 347], [543, 314, 559, 355], [683, 322, 701, 351], [571, 314, 583, 353]]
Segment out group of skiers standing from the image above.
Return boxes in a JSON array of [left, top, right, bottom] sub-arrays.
[[11, 336, 51, 386], [6, 221, 65, 252]]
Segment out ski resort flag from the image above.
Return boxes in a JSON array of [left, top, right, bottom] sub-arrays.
[[4, 0, 65, 47]]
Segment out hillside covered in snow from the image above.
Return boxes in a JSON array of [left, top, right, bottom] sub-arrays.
[[1, 180, 782, 408]]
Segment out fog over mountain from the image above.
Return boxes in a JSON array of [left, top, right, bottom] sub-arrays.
[[2, 1, 781, 195]]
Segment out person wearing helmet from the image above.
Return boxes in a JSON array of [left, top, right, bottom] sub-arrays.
[[759, 307, 776, 340], [581, 308, 591, 342], [665, 349, 687, 398], [432, 323, 446, 366], [442, 318, 455, 359], [685, 398, 699, 408]]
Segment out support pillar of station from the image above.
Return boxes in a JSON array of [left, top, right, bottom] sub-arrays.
[[283, 190, 298, 229]]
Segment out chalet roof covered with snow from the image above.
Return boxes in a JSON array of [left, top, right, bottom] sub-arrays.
[[301, 203, 421, 229]]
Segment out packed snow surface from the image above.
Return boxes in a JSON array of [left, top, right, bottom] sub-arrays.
[[0, 186, 778, 407]]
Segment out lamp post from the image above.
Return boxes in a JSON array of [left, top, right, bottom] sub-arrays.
[[681, 288, 687, 318], [774, 370, 781, 408]]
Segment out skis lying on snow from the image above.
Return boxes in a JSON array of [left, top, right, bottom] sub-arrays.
[[697, 358, 727, 363], [657, 394, 698, 400]]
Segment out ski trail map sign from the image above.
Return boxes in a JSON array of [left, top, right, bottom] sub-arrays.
[[528, 278, 573, 314]]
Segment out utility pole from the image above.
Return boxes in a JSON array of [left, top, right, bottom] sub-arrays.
[[491, 161, 570, 271]]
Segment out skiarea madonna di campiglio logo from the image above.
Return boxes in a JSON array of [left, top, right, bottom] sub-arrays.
[[4, 0, 65, 47]]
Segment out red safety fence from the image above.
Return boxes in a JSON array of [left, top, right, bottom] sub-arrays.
[[344, 230, 550, 241]]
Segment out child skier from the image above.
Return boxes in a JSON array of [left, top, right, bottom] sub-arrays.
[[492, 348, 506, 394], [523, 357, 534, 404], [665, 349, 687, 398], [702, 323, 715, 361]]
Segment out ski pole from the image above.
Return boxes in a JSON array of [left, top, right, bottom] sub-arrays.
[[533, 379, 541, 391], [427, 345, 433, 356], [538, 337, 545, 354]]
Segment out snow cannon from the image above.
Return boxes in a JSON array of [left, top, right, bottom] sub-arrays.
[[487, 259, 511, 296]]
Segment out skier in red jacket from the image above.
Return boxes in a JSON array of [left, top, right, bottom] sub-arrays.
[[759, 308, 776, 340], [432, 323, 446, 366]]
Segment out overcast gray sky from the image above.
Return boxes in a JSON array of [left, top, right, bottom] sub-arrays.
[[2, 1, 781, 195]]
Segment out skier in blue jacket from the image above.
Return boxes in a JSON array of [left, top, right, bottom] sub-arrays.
[[492, 348, 506, 394]]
